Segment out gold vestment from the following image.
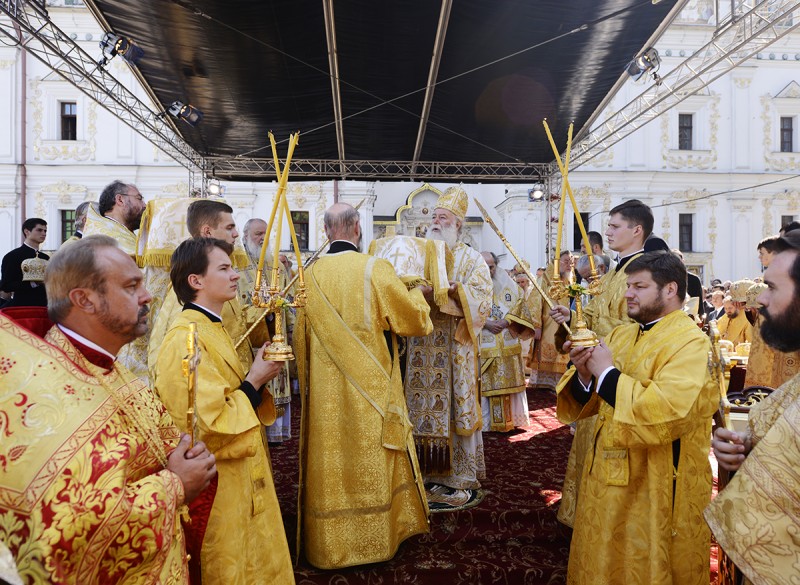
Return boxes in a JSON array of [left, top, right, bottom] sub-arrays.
[[0, 314, 187, 584], [153, 309, 293, 584], [705, 373, 800, 585], [295, 249, 432, 569], [557, 257, 641, 527], [717, 311, 753, 347], [405, 242, 492, 489], [743, 314, 799, 389], [557, 309, 718, 584]]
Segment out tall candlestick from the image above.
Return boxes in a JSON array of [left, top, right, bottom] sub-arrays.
[[543, 120, 570, 281]]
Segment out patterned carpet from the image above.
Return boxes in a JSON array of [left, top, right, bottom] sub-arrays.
[[270, 388, 719, 584]]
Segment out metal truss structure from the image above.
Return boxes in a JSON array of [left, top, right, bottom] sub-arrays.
[[203, 156, 550, 182], [0, 0, 203, 173], [570, 0, 800, 169]]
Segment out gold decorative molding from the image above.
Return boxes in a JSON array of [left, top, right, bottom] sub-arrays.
[[0, 60, 15, 70], [762, 92, 800, 171], [159, 182, 191, 197], [708, 200, 718, 276], [762, 198, 774, 237], [660, 92, 720, 170], [572, 184, 610, 211], [30, 78, 97, 162], [660, 199, 671, 245], [733, 77, 752, 89]]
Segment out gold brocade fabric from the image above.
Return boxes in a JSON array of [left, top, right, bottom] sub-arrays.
[[480, 269, 536, 398], [0, 316, 187, 585], [556, 310, 718, 585], [527, 266, 570, 389], [744, 315, 800, 389], [82, 204, 137, 256], [153, 310, 293, 585], [405, 242, 492, 490], [704, 373, 800, 585], [147, 286, 268, 380], [556, 258, 640, 528], [717, 311, 753, 348], [295, 250, 432, 569]]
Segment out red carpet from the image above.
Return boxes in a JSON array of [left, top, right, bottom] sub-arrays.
[[270, 388, 719, 584]]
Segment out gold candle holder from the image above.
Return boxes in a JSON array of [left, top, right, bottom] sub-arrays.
[[569, 294, 599, 348]]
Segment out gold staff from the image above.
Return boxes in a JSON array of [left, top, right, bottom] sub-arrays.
[[474, 199, 571, 337], [181, 322, 200, 446], [708, 321, 732, 430]]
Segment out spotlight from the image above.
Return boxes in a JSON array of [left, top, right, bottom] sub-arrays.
[[208, 179, 223, 196], [528, 185, 545, 202], [98, 32, 144, 67], [625, 47, 661, 82], [168, 101, 204, 127]]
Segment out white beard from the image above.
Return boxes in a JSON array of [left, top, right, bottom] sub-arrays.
[[245, 239, 271, 265], [426, 223, 459, 249]]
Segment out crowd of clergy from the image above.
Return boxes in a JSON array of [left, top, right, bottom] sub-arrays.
[[0, 179, 798, 585]]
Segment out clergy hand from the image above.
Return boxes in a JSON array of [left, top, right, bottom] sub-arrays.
[[550, 305, 570, 324], [484, 319, 507, 334], [167, 434, 217, 504], [565, 341, 593, 386], [418, 285, 435, 303], [711, 427, 750, 471], [447, 281, 459, 299], [534, 327, 542, 341], [246, 344, 283, 387], [585, 340, 613, 377]]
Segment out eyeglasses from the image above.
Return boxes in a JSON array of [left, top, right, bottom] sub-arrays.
[[121, 193, 144, 202]]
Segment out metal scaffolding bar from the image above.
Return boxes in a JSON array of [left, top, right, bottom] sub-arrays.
[[571, 0, 800, 169], [0, 0, 202, 172]]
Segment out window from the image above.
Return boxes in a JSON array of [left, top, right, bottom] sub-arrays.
[[60, 102, 77, 140], [61, 209, 76, 242], [291, 211, 309, 251], [573, 212, 590, 252], [780, 117, 794, 152], [679, 213, 693, 252], [678, 114, 693, 150]]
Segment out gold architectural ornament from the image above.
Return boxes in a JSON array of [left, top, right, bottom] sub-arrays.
[[659, 92, 719, 170], [21, 252, 47, 282], [435, 186, 469, 221]]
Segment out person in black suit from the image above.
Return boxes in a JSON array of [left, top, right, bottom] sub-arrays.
[[0, 218, 49, 307], [705, 290, 726, 324]]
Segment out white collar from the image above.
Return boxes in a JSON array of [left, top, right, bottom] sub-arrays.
[[57, 324, 117, 361]]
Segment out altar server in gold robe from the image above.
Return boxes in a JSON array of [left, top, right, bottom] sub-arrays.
[[82, 180, 145, 256], [296, 203, 432, 569], [153, 238, 294, 584], [557, 251, 717, 584], [706, 230, 800, 585], [479, 251, 538, 431], [148, 200, 267, 377], [406, 187, 492, 508], [551, 199, 652, 527], [0, 235, 216, 584]]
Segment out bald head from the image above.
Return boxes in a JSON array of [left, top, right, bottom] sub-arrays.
[[324, 203, 361, 244]]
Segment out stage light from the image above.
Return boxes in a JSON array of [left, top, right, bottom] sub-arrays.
[[208, 179, 223, 195], [625, 47, 661, 82], [168, 101, 204, 127], [98, 32, 144, 67], [528, 185, 545, 202]]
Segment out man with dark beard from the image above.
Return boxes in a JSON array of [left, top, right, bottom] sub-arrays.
[[705, 230, 800, 585], [82, 180, 146, 257], [556, 251, 718, 584]]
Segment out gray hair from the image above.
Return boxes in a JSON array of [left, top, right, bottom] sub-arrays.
[[98, 180, 132, 216], [576, 254, 605, 273], [46, 235, 118, 322]]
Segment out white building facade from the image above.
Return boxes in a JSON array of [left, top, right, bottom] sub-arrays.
[[1, 0, 798, 284]]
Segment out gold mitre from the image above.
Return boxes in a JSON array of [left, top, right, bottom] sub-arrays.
[[745, 282, 767, 308], [21, 252, 48, 282], [513, 260, 531, 275], [729, 279, 755, 303], [435, 186, 469, 221]]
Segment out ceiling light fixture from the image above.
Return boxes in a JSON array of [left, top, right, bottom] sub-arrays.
[[168, 101, 204, 127], [98, 32, 143, 68]]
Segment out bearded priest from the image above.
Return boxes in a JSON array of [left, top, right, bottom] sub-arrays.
[[405, 186, 492, 510], [556, 251, 718, 585]]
